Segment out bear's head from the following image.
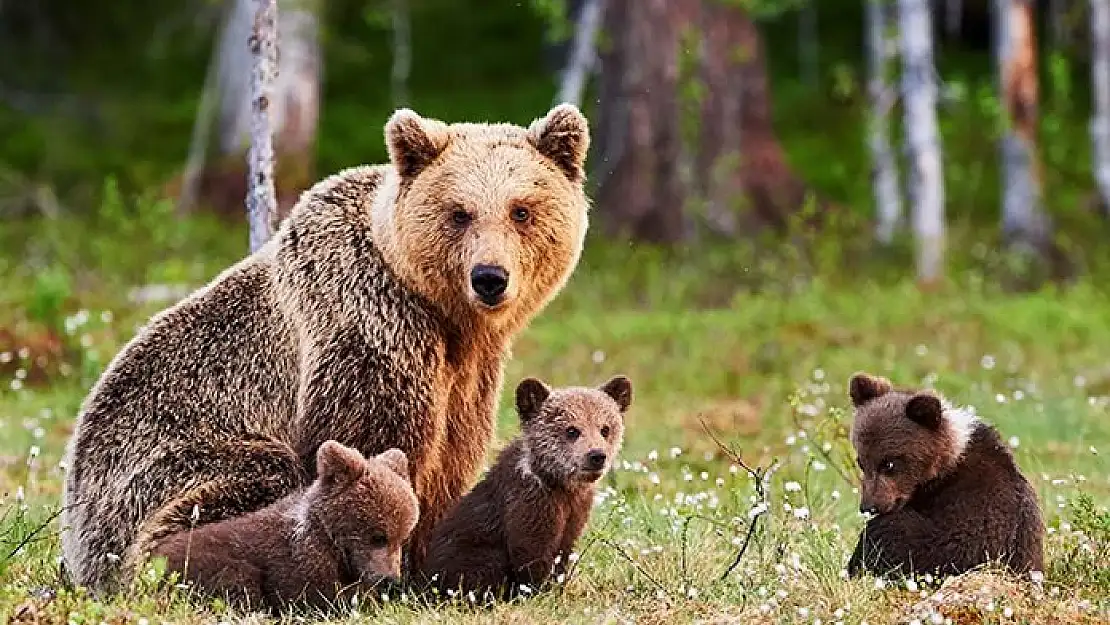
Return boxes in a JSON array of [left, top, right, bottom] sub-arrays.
[[308, 441, 419, 587], [847, 372, 979, 516], [514, 375, 632, 486], [376, 104, 591, 334]]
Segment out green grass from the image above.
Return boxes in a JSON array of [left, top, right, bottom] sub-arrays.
[[0, 214, 1109, 624]]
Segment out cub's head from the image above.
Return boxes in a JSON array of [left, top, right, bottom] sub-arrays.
[[309, 442, 419, 587], [379, 105, 591, 331], [514, 375, 632, 486], [847, 372, 979, 516]]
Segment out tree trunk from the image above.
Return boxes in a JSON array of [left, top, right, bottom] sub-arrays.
[[996, 0, 1052, 256], [391, 0, 412, 108], [898, 0, 945, 285], [248, 0, 278, 252], [556, 0, 606, 107], [594, 0, 814, 243], [172, 0, 321, 225], [944, 0, 962, 39], [867, 0, 903, 244], [1091, 0, 1110, 217]]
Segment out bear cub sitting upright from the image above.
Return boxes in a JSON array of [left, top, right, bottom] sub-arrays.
[[845, 372, 1044, 579], [418, 374, 632, 599], [155, 441, 419, 612]]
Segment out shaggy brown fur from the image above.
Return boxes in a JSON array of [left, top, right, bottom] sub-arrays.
[[155, 442, 418, 612], [60, 104, 592, 593], [417, 375, 632, 600], [845, 372, 1045, 579]]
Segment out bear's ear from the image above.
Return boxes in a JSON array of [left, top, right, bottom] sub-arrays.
[[515, 377, 551, 423], [905, 392, 944, 431], [316, 440, 366, 485], [527, 103, 590, 183], [375, 448, 411, 483], [385, 108, 450, 179], [599, 375, 633, 413], [849, 372, 893, 407]]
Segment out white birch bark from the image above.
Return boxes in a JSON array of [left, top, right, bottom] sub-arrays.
[[898, 0, 944, 283], [247, 0, 278, 253], [867, 0, 903, 243], [995, 0, 1050, 252], [1091, 0, 1110, 216], [391, 0, 412, 108], [556, 0, 606, 107]]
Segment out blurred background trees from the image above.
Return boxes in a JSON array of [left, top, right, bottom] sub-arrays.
[[2, 0, 1109, 288]]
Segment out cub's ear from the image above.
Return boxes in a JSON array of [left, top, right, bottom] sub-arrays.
[[905, 392, 944, 430], [316, 440, 366, 485], [849, 372, 893, 407], [515, 377, 551, 423], [385, 108, 451, 179], [599, 375, 633, 413], [527, 103, 590, 183], [375, 448, 411, 483]]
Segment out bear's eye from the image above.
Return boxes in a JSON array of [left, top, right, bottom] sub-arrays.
[[368, 532, 388, 548], [600, 426, 611, 439], [451, 209, 473, 226], [879, 459, 897, 475], [510, 206, 530, 223], [565, 426, 581, 441]]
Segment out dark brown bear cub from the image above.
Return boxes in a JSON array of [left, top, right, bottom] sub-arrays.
[[155, 441, 419, 612], [417, 374, 632, 600], [845, 372, 1044, 579]]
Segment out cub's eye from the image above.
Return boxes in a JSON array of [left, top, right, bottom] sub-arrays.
[[510, 206, 530, 223], [451, 209, 472, 226], [879, 459, 897, 475], [368, 532, 388, 548], [600, 426, 611, 439], [565, 426, 581, 441]]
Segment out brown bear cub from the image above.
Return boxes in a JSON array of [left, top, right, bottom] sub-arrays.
[[845, 372, 1044, 579], [155, 441, 419, 613], [417, 375, 632, 600]]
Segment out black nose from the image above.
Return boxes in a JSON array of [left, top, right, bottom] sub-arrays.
[[470, 265, 509, 305], [586, 449, 607, 470], [859, 503, 878, 515]]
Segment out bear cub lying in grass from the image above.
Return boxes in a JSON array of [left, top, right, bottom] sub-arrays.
[[417, 374, 632, 600], [845, 372, 1044, 579], [155, 441, 419, 612]]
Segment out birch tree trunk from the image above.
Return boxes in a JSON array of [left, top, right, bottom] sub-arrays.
[[995, 0, 1051, 255], [867, 0, 903, 244], [898, 0, 945, 285], [391, 0, 412, 108], [556, 0, 606, 107], [1091, 0, 1110, 216], [248, 0, 278, 253]]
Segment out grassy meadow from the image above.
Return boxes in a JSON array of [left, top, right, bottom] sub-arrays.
[[0, 210, 1108, 625]]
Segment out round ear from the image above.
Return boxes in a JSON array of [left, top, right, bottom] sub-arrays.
[[515, 377, 552, 423], [527, 103, 590, 183], [384, 108, 450, 178], [316, 441, 366, 485], [905, 393, 944, 430], [848, 372, 893, 407], [599, 375, 633, 413], [375, 448, 411, 483]]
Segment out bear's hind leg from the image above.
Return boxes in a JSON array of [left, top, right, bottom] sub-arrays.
[[123, 436, 306, 583]]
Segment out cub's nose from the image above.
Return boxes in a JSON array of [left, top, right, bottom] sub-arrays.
[[859, 503, 878, 515], [585, 449, 607, 471], [470, 264, 509, 306]]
